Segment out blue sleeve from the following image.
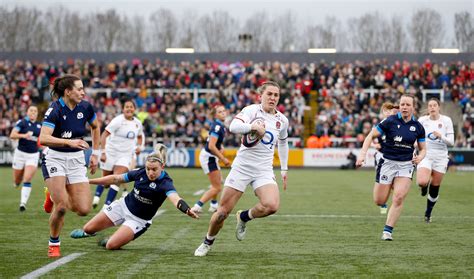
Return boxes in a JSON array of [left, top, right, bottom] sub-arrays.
[[86, 102, 96, 125], [123, 169, 140, 183], [14, 120, 23, 131], [163, 180, 177, 196], [376, 118, 390, 136], [43, 105, 59, 129], [210, 123, 223, 138], [417, 124, 426, 142]]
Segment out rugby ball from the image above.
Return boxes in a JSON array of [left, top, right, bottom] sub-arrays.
[[242, 118, 265, 147]]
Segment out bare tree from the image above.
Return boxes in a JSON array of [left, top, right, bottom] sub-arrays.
[[390, 16, 408, 52], [95, 9, 123, 52], [274, 11, 298, 52], [177, 9, 200, 50], [149, 8, 178, 51], [199, 11, 239, 52], [454, 12, 473, 52], [348, 12, 388, 52], [409, 9, 445, 52], [302, 16, 342, 50], [118, 15, 147, 52], [241, 11, 273, 52], [0, 7, 22, 51]]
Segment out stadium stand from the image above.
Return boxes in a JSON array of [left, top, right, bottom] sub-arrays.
[[0, 59, 472, 148]]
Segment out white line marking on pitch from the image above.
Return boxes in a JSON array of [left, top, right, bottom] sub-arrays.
[[193, 189, 205, 196], [273, 214, 474, 219], [153, 209, 166, 219], [20, 252, 86, 279]]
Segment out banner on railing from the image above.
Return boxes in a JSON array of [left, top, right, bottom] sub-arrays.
[[1, 148, 473, 168]]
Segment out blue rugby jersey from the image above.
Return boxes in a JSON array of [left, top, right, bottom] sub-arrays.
[[376, 112, 425, 162], [122, 168, 176, 220], [42, 97, 96, 152], [14, 117, 41, 153], [204, 119, 226, 153]]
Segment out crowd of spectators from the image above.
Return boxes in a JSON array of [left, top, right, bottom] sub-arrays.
[[0, 58, 472, 148]]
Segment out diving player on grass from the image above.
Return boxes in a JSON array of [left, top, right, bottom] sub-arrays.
[[70, 144, 199, 250]]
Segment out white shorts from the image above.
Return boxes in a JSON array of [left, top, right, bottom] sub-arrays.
[[100, 152, 132, 172], [41, 149, 88, 184], [375, 157, 415, 185], [199, 149, 220, 174], [374, 151, 383, 170], [417, 154, 449, 174], [12, 149, 39, 170], [224, 167, 277, 193], [103, 198, 151, 239]]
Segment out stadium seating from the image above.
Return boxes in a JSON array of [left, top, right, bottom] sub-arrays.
[[0, 59, 472, 148]]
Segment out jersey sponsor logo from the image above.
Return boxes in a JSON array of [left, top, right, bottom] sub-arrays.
[[77, 112, 84, 119], [149, 182, 156, 189], [409, 126, 416, 131], [61, 131, 72, 138], [394, 136, 403, 142], [427, 132, 438, 141], [126, 131, 136, 139]]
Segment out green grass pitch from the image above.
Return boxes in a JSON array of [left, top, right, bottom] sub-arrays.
[[0, 167, 473, 277]]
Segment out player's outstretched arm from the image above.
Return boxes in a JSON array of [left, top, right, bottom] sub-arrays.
[[167, 193, 199, 219], [89, 174, 126, 186]]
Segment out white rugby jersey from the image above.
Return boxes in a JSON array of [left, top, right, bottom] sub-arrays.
[[231, 104, 289, 173], [418, 114, 454, 156], [105, 114, 143, 155]]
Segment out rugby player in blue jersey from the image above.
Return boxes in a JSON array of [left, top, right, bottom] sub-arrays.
[[70, 144, 199, 250], [40, 74, 101, 257], [357, 95, 426, 241], [10, 106, 41, 211]]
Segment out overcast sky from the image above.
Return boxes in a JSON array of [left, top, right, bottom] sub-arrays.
[[1, 0, 472, 33]]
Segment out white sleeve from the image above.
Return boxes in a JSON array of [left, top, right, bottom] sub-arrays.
[[278, 138, 289, 171], [278, 118, 289, 170], [441, 117, 455, 146], [105, 115, 121, 134], [229, 118, 252, 134], [229, 106, 253, 134]]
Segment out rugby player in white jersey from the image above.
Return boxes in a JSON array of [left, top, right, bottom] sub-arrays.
[[92, 100, 144, 209], [195, 81, 289, 256], [416, 98, 454, 223]]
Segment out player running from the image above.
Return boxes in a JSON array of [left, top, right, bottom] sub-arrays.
[[9, 106, 41, 211], [416, 98, 454, 223]]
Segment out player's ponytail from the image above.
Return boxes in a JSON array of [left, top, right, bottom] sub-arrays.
[[146, 143, 167, 165]]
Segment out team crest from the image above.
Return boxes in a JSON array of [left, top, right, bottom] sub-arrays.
[[276, 121, 281, 129], [77, 112, 84, 119], [409, 126, 416, 131], [438, 123, 442, 128], [149, 182, 156, 189]]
